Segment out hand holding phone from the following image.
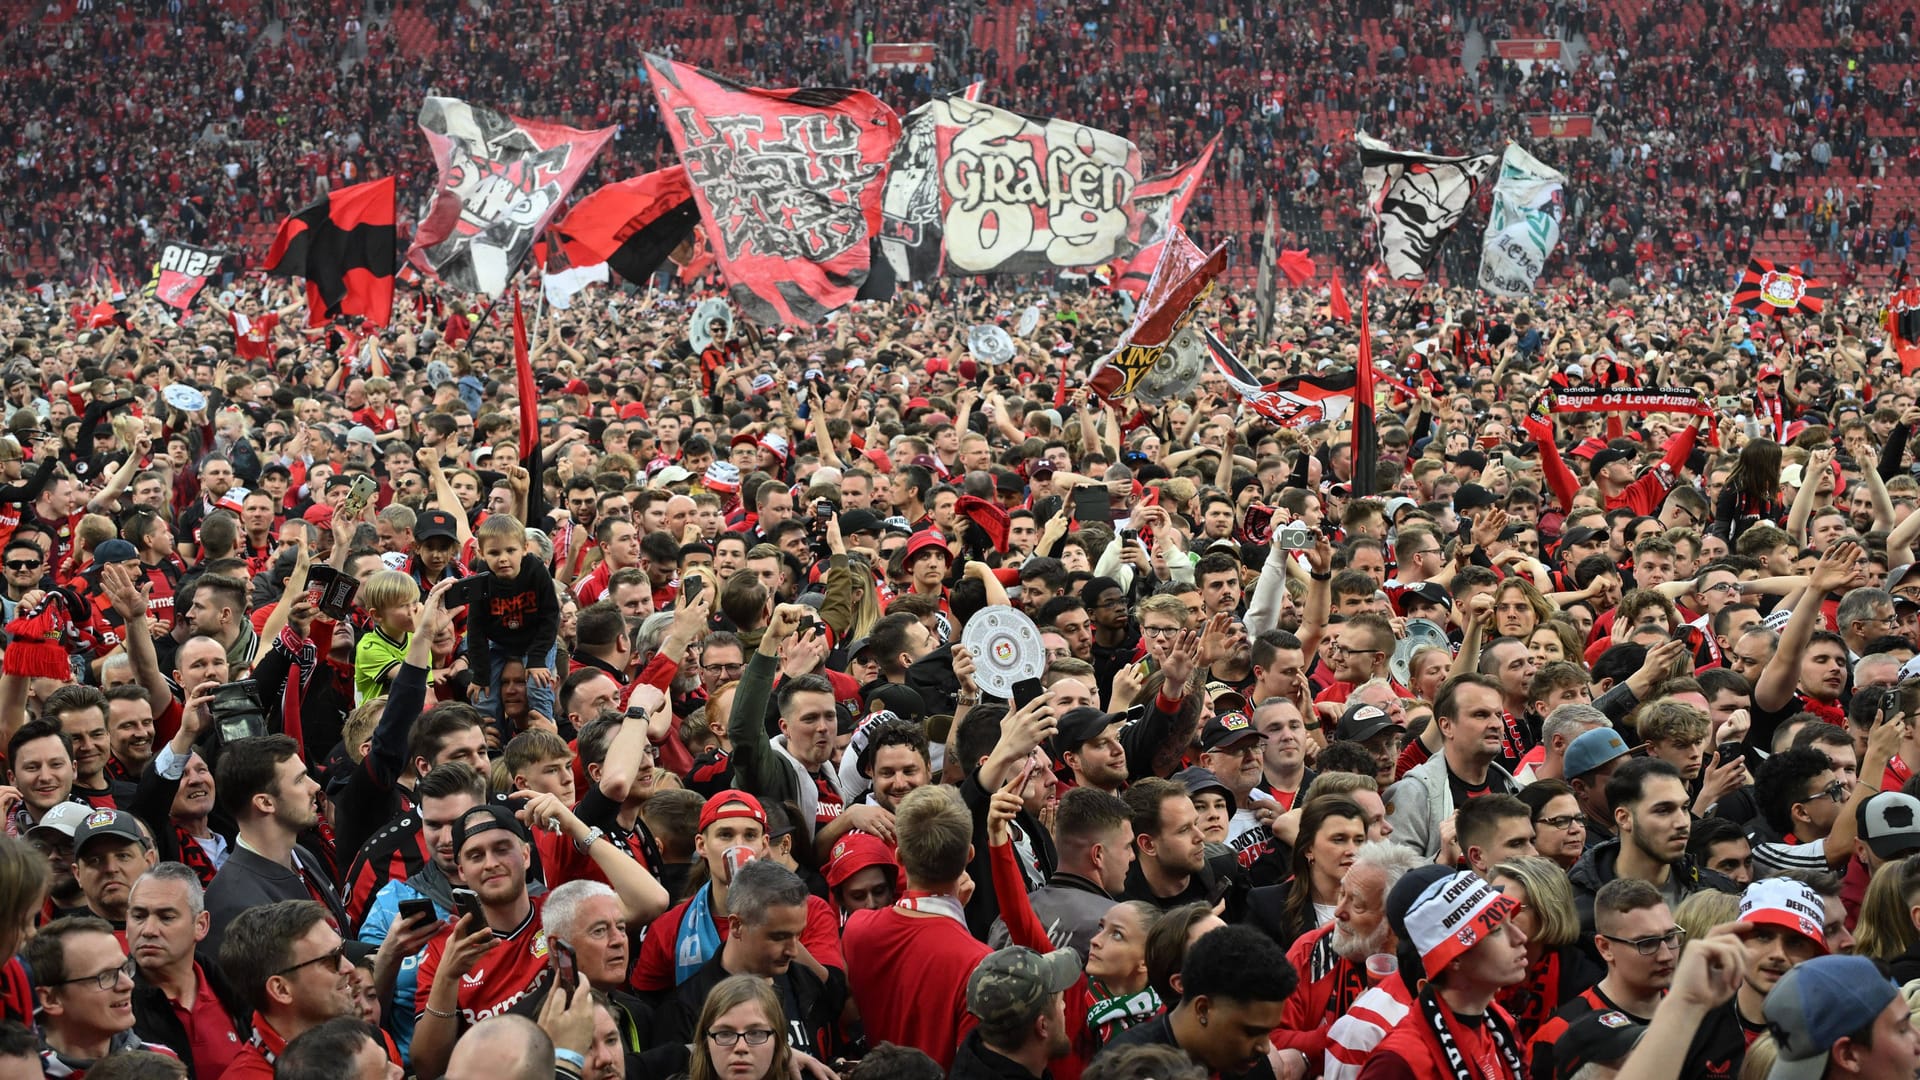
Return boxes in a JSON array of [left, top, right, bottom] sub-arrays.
[[452, 887, 485, 927]]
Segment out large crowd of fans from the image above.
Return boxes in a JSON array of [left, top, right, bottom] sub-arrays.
[[0, 2, 1915, 1080]]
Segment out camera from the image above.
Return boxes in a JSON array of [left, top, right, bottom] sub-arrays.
[[208, 680, 266, 743], [1276, 526, 1314, 550]]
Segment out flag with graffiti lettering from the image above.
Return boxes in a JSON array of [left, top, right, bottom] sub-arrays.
[[1088, 229, 1227, 400], [1478, 143, 1565, 296], [932, 98, 1142, 275], [1115, 135, 1217, 298], [1357, 132, 1497, 282], [645, 54, 902, 326], [143, 240, 224, 312], [409, 98, 615, 298], [878, 82, 982, 285]]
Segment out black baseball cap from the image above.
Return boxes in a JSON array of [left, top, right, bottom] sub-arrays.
[[1588, 447, 1636, 477], [1397, 581, 1452, 615], [416, 508, 460, 543], [839, 509, 887, 537], [1554, 1010, 1647, 1080], [1199, 711, 1260, 753], [451, 803, 528, 858], [1335, 702, 1405, 744], [1172, 766, 1237, 816], [1052, 707, 1122, 757]]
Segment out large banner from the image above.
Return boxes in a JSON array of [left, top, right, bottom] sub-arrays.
[[878, 82, 982, 284], [932, 98, 1141, 275], [1527, 114, 1594, 139], [867, 43, 936, 69], [146, 240, 224, 312], [1115, 136, 1217, 298], [645, 54, 901, 326], [409, 98, 614, 297], [1088, 229, 1226, 399], [554, 165, 701, 286], [1479, 144, 1566, 297], [1357, 132, 1497, 282]]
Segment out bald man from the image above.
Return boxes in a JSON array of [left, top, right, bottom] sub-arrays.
[[445, 1015, 553, 1080]]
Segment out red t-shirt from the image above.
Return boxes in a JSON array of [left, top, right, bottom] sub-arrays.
[[170, 962, 244, 1078], [415, 896, 551, 1024], [842, 907, 988, 1070], [630, 892, 843, 992]]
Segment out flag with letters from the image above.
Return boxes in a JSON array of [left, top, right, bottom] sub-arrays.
[[144, 241, 224, 312]]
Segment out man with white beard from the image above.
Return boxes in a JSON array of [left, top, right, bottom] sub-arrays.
[[1271, 841, 1424, 1063]]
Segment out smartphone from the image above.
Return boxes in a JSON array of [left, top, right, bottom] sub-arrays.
[[549, 938, 578, 994], [398, 898, 438, 926], [452, 887, 485, 926], [683, 575, 706, 604], [1070, 484, 1112, 525], [338, 474, 378, 521], [442, 572, 492, 609]]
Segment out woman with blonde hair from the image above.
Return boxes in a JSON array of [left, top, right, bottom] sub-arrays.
[[1489, 855, 1600, 1036], [681, 975, 792, 1080], [0, 835, 47, 1026], [1672, 889, 1742, 947], [1858, 854, 1920, 979]]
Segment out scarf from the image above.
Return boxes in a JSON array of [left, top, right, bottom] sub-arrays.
[[1086, 984, 1161, 1043], [673, 882, 723, 984], [895, 891, 968, 929], [1758, 392, 1786, 441], [1495, 949, 1559, 1037], [1418, 986, 1525, 1080]]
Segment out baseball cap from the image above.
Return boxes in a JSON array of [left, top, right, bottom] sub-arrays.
[[1204, 681, 1248, 714], [823, 832, 898, 890], [72, 808, 147, 855], [1396, 581, 1452, 615], [1450, 449, 1489, 471], [28, 802, 93, 843], [347, 425, 380, 448], [698, 790, 768, 834], [1199, 711, 1260, 753], [1563, 727, 1632, 780], [1739, 877, 1828, 953], [1559, 525, 1607, 550], [94, 539, 139, 565], [1588, 447, 1636, 477], [415, 508, 460, 542], [967, 946, 1082, 1028], [1335, 702, 1404, 743], [302, 504, 335, 529], [451, 803, 529, 857], [1383, 495, 1418, 520], [1052, 707, 1122, 757], [1856, 791, 1920, 861], [839, 509, 886, 537], [1387, 867, 1521, 980], [1172, 766, 1237, 816], [1554, 1010, 1646, 1080], [904, 530, 953, 566], [1454, 483, 1499, 511], [1765, 955, 1898, 1080], [650, 465, 693, 487]]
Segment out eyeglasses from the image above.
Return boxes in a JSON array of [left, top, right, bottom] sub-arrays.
[[703, 663, 745, 675], [1326, 646, 1382, 658], [706, 1028, 777, 1048], [1701, 582, 1740, 595], [1535, 814, 1585, 830], [1600, 929, 1687, 956], [1141, 626, 1183, 638], [4, 560, 40, 570], [57, 959, 135, 990], [1410, 547, 1443, 557], [1804, 779, 1849, 804], [274, 945, 347, 978]]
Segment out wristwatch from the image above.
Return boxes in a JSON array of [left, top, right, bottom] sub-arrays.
[[573, 827, 605, 854]]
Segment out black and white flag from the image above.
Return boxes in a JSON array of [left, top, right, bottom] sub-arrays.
[[1356, 132, 1496, 282]]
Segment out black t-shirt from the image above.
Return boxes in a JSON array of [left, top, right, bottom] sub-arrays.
[[1681, 1001, 1754, 1079], [1100, 1014, 1277, 1080], [1448, 769, 1496, 807]]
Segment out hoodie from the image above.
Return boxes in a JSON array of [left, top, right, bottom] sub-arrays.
[[1568, 837, 1738, 954]]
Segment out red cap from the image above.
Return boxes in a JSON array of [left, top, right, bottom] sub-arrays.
[[303, 504, 334, 528], [564, 378, 590, 395], [904, 397, 932, 411], [863, 448, 892, 473], [697, 790, 767, 834], [619, 402, 649, 420], [824, 831, 899, 889], [1758, 365, 1782, 380], [904, 529, 952, 565]]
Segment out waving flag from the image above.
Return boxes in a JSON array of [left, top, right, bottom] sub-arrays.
[[409, 98, 614, 298], [144, 241, 224, 312], [1255, 202, 1279, 344], [1357, 132, 1497, 282], [554, 166, 701, 285], [1115, 136, 1217, 297], [1088, 229, 1226, 399], [1277, 249, 1316, 287], [645, 54, 901, 326], [932, 97, 1141, 275], [1732, 258, 1830, 318], [1479, 144, 1566, 296], [264, 176, 396, 326]]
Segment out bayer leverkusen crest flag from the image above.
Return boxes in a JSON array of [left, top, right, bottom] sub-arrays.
[[1732, 258, 1830, 318], [644, 54, 901, 327], [410, 98, 615, 298], [1115, 136, 1217, 298], [554, 166, 702, 286], [264, 176, 396, 327], [144, 240, 224, 312]]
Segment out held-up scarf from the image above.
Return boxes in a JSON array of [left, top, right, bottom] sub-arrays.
[[1086, 983, 1162, 1043], [673, 882, 723, 983], [1418, 985, 1525, 1080]]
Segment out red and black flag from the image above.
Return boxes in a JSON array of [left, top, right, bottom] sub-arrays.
[[1889, 285, 1920, 375], [1116, 136, 1217, 298], [1351, 276, 1378, 498], [1732, 258, 1830, 318], [143, 240, 224, 312], [1088, 228, 1228, 400], [264, 176, 396, 327], [644, 53, 901, 326], [554, 165, 701, 285], [512, 293, 548, 528]]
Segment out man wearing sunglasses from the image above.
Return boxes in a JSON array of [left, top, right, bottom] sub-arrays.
[[217, 899, 378, 1080], [1529, 878, 1683, 1080], [25, 915, 175, 1075]]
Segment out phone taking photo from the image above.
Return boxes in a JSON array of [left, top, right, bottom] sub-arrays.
[[452, 887, 485, 926]]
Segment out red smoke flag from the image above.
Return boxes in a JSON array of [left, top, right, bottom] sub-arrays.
[[1329, 270, 1352, 324], [1351, 277, 1378, 497], [1277, 249, 1315, 287], [644, 54, 901, 326], [264, 176, 397, 327]]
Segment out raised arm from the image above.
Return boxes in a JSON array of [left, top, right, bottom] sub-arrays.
[[1755, 541, 1860, 716], [1785, 447, 1834, 546]]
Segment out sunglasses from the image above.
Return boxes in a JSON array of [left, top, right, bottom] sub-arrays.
[[5, 560, 41, 570]]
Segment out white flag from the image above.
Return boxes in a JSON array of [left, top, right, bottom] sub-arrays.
[[544, 262, 609, 310], [1478, 144, 1566, 297], [1356, 132, 1497, 282]]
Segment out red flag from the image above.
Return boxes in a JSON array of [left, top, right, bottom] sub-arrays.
[[264, 176, 397, 327], [1277, 249, 1315, 287], [554, 166, 701, 284], [1115, 136, 1219, 298], [1352, 278, 1377, 497], [644, 54, 901, 326], [1329, 270, 1352, 324], [514, 293, 535, 464]]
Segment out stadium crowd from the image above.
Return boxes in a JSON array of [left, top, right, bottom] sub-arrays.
[[0, 1, 1917, 1080]]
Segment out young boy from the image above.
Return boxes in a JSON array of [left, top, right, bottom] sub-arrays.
[[354, 569, 420, 705], [465, 513, 562, 724], [498, 728, 575, 804]]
